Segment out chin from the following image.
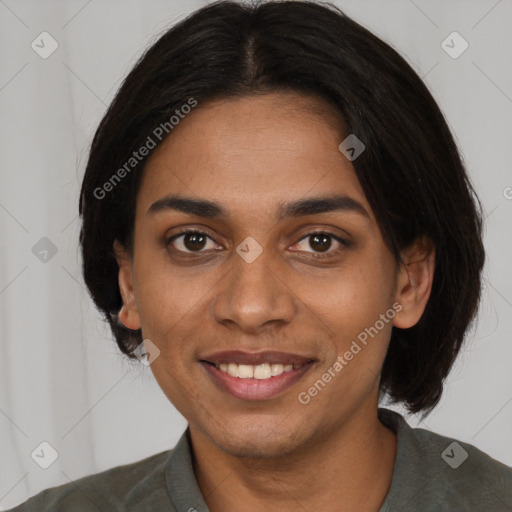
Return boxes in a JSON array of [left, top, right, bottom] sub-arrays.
[[198, 415, 315, 460]]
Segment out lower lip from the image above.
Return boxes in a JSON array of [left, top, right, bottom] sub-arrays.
[[201, 362, 314, 400]]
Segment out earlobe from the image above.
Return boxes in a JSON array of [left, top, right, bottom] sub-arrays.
[[113, 239, 141, 331], [393, 236, 435, 329]]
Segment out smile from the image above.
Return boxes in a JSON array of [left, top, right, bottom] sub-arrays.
[[215, 362, 304, 379], [200, 350, 315, 400]]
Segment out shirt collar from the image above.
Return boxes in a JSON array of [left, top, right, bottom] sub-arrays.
[[376, 407, 423, 511], [165, 407, 412, 512], [165, 428, 210, 512]]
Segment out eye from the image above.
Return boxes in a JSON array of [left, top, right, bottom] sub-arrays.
[[291, 231, 349, 258], [166, 230, 220, 255], [166, 229, 350, 260]]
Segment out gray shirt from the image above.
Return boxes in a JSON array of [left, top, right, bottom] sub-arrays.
[[8, 408, 512, 511]]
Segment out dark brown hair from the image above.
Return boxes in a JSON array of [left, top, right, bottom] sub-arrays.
[[79, 0, 485, 416]]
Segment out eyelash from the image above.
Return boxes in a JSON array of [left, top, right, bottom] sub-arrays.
[[165, 229, 350, 260]]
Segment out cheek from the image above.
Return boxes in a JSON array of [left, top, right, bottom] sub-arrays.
[[316, 261, 394, 323], [131, 252, 223, 372], [310, 253, 396, 361], [132, 244, 202, 328]]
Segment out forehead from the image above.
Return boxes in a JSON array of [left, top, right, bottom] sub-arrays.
[[137, 92, 372, 222]]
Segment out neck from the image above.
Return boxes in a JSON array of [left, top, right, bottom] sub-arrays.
[[190, 403, 397, 512]]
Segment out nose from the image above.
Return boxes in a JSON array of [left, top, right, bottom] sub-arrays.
[[211, 247, 296, 334]]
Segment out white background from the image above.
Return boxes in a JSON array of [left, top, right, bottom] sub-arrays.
[[1, 0, 511, 508]]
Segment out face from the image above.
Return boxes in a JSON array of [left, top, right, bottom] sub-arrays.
[[115, 92, 432, 458]]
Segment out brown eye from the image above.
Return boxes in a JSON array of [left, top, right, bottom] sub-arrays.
[[167, 230, 218, 254], [292, 231, 349, 258], [308, 233, 332, 252]]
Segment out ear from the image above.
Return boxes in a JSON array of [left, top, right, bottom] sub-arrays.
[[113, 239, 141, 331], [393, 236, 435, 329]]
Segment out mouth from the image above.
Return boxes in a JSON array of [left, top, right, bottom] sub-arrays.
[[199, 350, 315, 400]]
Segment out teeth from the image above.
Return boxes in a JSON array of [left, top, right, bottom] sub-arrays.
[[254, 363, 271, 379], [216, 362, 302, 379], [270, 363, 283, 376], [227, 363, 238, 377], [238, 364, 254, 378]]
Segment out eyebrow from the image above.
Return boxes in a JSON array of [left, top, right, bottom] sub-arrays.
[[147, 193, 370, 221]]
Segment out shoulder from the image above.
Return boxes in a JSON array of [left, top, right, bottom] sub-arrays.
[[7, 449, 174, 512], [418, 427, 512, 510], [379, 408, 512, 511], [414, 420, 511, 479]]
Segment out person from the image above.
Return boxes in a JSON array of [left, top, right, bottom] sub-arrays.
[[9, 1, 511, 510]]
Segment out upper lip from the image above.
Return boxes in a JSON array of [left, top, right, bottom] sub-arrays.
[[200, 350, 315, 366]]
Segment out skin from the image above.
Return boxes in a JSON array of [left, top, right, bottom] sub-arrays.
[[114, 92, 435, 512]]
